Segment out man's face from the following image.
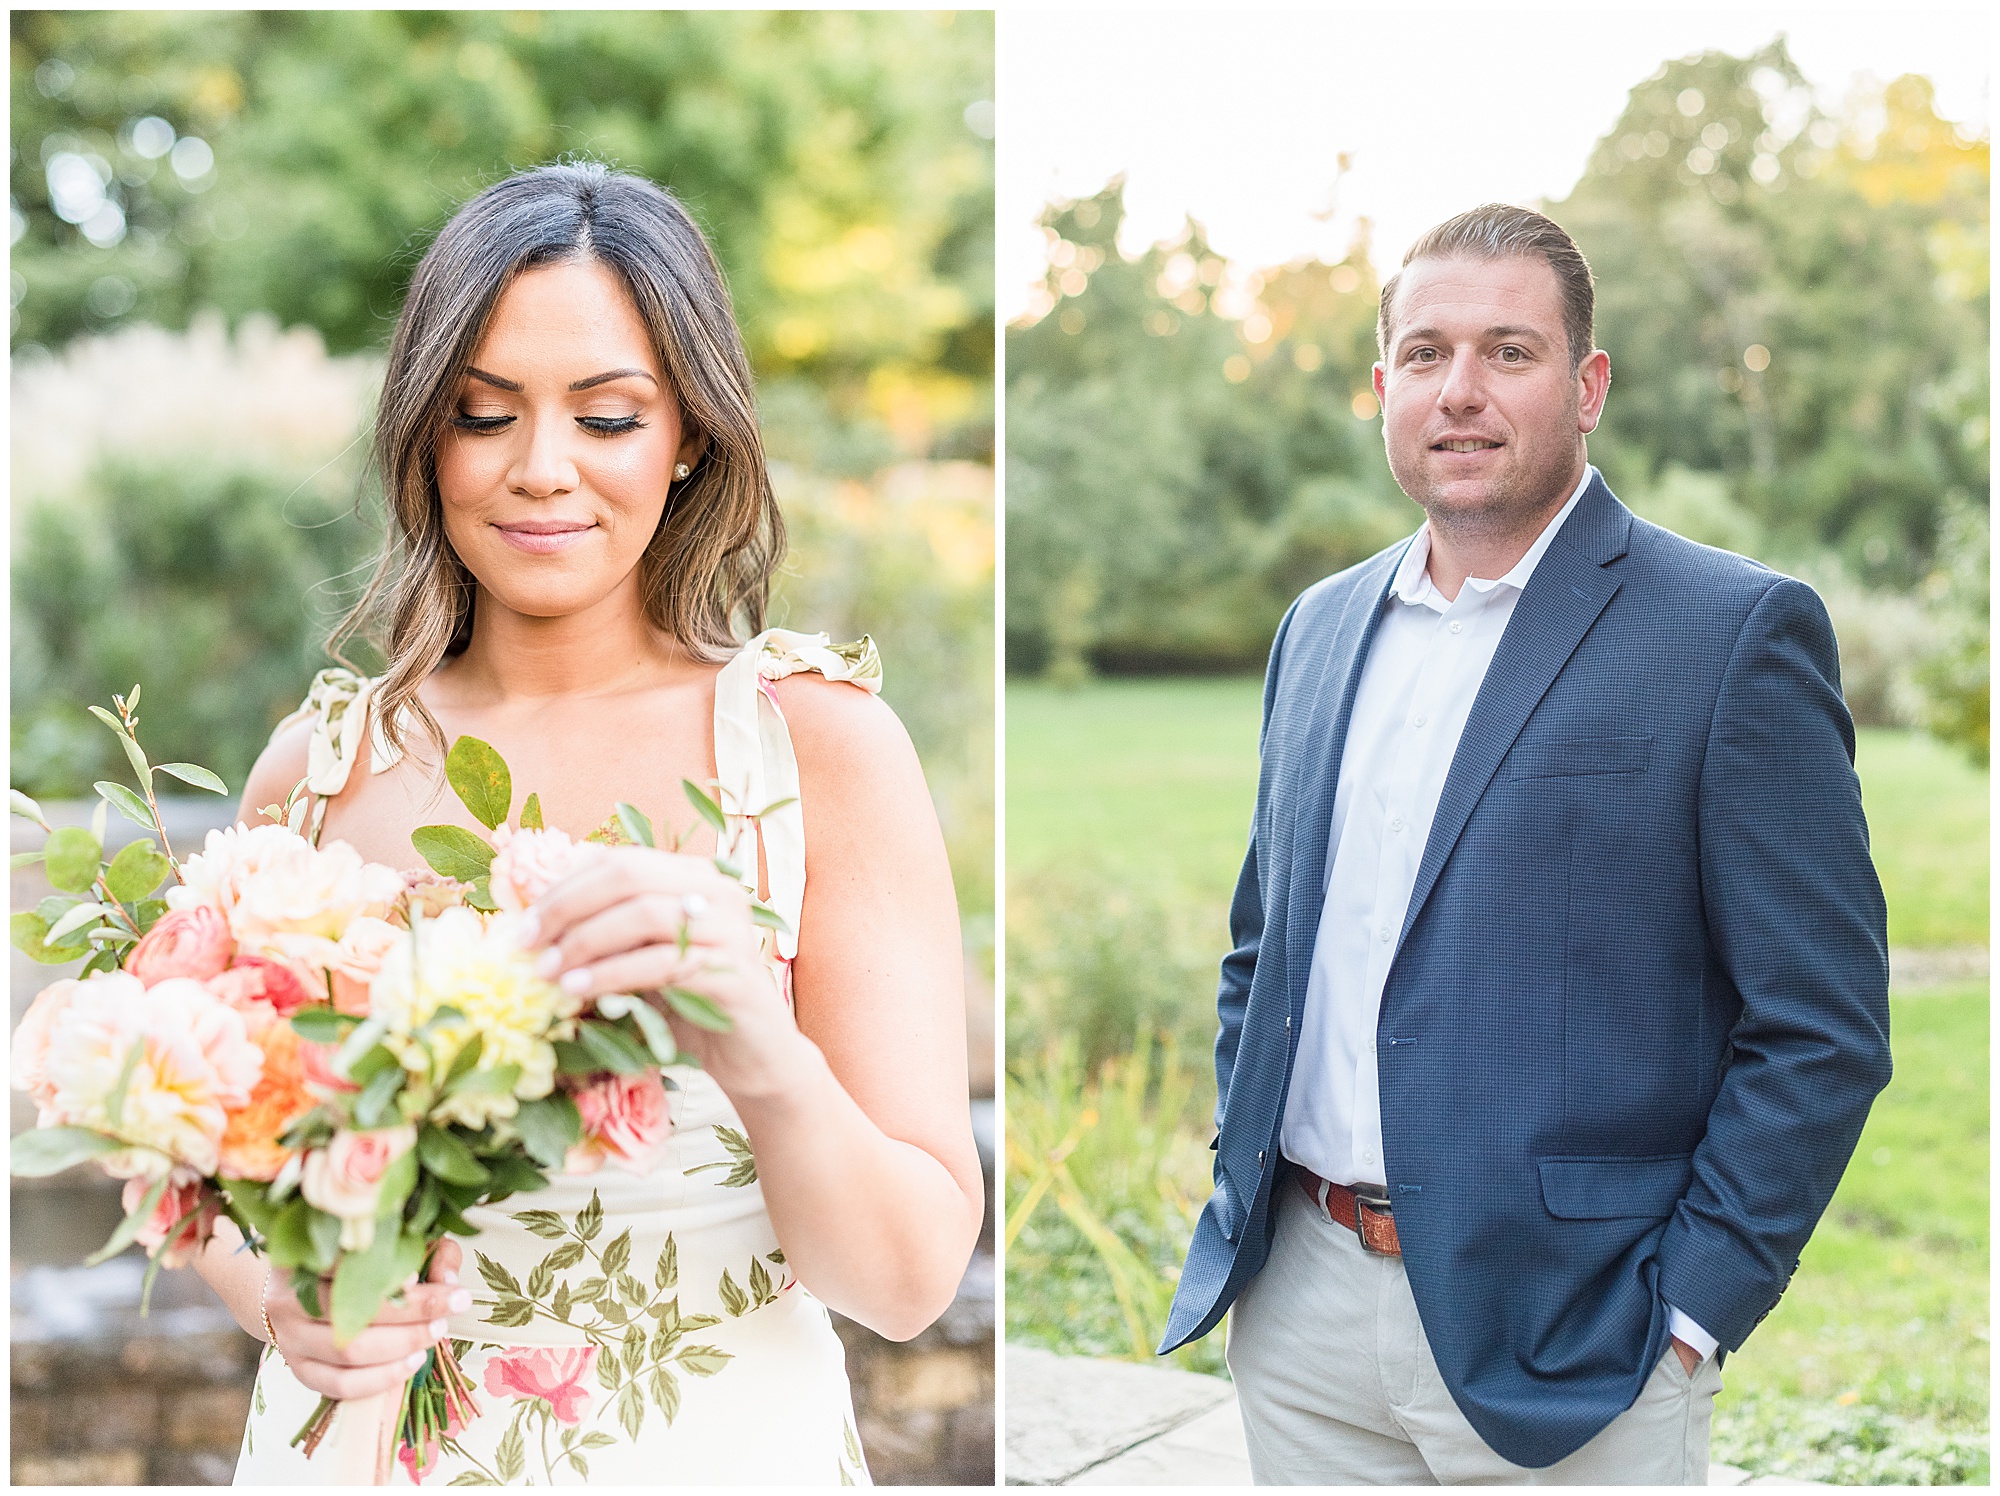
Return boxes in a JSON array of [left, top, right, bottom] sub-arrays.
[[1372, 254, 1609, 533]]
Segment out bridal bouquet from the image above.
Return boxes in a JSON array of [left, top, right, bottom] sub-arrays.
[[10, 689, 770, 1478]]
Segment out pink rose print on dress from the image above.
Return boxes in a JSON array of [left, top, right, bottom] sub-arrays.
[[481, 1345, 599, 1426]]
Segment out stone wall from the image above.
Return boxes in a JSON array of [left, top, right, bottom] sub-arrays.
[[11, 802, 995, 1484]]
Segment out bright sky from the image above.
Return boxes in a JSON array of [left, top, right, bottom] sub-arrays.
[[998, 7, 1991, 320]]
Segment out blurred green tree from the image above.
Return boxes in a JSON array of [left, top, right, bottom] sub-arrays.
[[10, 9, 993, 460]]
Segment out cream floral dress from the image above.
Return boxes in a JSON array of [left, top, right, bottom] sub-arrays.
[[233, 630, 880, 1486]]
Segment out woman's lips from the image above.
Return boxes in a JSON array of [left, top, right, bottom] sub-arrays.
[[494, 522, 596, 555]]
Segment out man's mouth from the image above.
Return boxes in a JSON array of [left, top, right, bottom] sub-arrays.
[[1432, 439, 1503, 452]]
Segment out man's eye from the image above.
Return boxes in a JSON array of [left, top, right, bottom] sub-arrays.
[[1411, 348, 1438, 364], [1497, 346, 1524, 363]]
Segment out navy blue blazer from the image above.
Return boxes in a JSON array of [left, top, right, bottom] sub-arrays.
[[1160, 474, 1892, 1468]]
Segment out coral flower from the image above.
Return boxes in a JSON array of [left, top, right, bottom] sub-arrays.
[[126, 906, 234, 986], [218, 1019, 315, 1182], [482, 1346, 599, 1426]]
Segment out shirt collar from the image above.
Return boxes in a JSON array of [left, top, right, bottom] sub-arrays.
[[1390, 465, 1596, 609]]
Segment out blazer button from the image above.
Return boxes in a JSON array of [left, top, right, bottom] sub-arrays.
[[1257, 1149, 1265, 1164]]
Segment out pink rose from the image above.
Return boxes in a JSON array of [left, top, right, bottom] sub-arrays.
[[564, 1071, 674, 1175], [121, 1171, 222, 1267], [489, 825, 590, 916], [482, 1346, 598, 1425], [209, 956, 319, 1018], [125, 907, 234, 986], [300, 1125, 416, 1250], [328, 915, 401, 1016], [298, 1039, 360, 1097]]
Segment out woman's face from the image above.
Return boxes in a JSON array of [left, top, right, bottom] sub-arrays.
[[434, 257, 704, 625]]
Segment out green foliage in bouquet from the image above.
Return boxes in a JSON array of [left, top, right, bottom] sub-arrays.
[[10, 684, 225, 970]]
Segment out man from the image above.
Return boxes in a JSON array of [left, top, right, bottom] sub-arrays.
[[1159, 204, 1891, 1483]]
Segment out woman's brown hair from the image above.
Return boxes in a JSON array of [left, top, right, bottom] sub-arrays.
[[332, 160, 784, 760]]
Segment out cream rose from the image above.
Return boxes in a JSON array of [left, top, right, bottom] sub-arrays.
[[169, 823, 403, 977], [300, 1125, 417, 1251], [36, 972, 263, 1181]]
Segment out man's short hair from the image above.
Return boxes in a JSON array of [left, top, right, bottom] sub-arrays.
[[1377, 204, 1596, 370]]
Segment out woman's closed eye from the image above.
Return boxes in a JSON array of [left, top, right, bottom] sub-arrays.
[[448, 412, 649, 436]]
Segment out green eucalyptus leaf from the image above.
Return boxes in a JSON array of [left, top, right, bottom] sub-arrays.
[[10, 788, 47, 825], [11, 911, 89, 965], [512, 1093, 582, 1169], [411, 825, 495, 882], [329, 1212, 403, 1346], [520, 793, 544, 831], [11, 851, 46, 869], [664, 987, 733, 1033], [681, 780, 727, 835], [418, 1125, 491, 1188], [105, 839, 171, 903], [577, 1018, 651, 1074], [445, 737, 512, 831], [289, 1007, 354, 1045], [12, 1125, 124, 1177], [353, 1064, 404, 1129], [43, 826, 103, 893], [94, 781, 155, 831], [614, 803, 655, 849], [156, 762, 228, 795]]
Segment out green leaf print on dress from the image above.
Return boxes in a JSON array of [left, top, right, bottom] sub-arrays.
[[685, 1124, 759, 1187], [454, 1191, 776, 1480]]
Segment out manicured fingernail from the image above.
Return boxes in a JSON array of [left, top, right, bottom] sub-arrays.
[[407, 1350, 429, 1371], [442, 1269, 459, 1286], [449, 1290, 472, 1313], [429, 1319, 448, 1338], [520, 912, 541, 945], [560, 968, 591, 994], [535, 948, 562, 978]]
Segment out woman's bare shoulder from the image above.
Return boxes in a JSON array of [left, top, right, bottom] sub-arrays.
[[768, 672, 920, 789], [236, 716, 315, 826]]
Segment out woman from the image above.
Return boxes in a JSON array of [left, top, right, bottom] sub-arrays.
[[194, 162, 982, 1485]]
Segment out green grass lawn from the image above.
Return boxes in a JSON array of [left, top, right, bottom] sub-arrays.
[[1007, 679, 1989, 950], [1006, 678, 1989, 1482]]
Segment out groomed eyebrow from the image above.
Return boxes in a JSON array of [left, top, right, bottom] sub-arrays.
[[1397, 324, 1552, 351], [462, 366, 659, 392]]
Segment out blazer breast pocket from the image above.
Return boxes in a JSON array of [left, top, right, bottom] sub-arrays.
[[1504, 734, 1653, 780], [1538, 1154, 1693, 1220]]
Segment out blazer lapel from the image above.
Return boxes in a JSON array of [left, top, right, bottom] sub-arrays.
[[1397, 478, 1632, 947], [1285, 545, 1406, 1005]]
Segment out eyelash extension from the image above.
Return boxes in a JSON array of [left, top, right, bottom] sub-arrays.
[[450, 413, 514, 432], [578, 415, 647, 436]]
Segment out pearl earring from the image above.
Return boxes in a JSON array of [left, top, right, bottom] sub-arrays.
[[673, 463, 691, 480]]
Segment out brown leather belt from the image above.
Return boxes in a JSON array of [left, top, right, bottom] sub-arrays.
[[1293, 1161, 1401, 1255]]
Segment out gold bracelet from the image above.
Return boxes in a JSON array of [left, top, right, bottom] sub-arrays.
[[259, 1263, 280, 1352]]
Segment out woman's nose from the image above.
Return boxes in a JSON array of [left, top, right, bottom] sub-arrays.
[[508, 416, 579, 498]]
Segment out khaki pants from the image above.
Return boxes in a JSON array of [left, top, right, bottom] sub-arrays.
[[1226, 1177, 1723, 1485]]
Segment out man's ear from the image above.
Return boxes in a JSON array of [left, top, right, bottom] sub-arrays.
[[1372, 362, 1387, 404], [1575, 349, 1611, 435]]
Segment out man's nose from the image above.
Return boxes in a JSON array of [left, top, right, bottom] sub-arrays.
[[509, 416, 579, 498], [1437, 347, 1486, 415]]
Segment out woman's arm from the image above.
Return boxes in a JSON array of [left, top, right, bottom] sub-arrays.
[[529, 679, 982, 1340]]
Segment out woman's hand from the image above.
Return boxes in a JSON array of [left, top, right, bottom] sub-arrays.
[[266, 1240, 468, 1401], [523, 846, 815, 1101]]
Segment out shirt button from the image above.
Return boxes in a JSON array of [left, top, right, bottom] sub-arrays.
[[1363, 1149, 1378, 1164], [1413, 713, 1428, 727], [1389, 815, 1404, 832], [1449, 621, 1464, 634], [1379, 926, 1392, 942]]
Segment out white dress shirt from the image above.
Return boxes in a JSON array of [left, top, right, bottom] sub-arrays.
[[1276, 465, 1717, 1361]]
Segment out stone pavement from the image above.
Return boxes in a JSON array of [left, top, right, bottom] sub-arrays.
[[1006, 1344, 1826, 1486]]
